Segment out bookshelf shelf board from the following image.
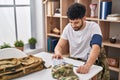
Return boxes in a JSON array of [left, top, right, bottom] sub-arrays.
[[47, 33, 60, 38], [99, 19, 120, 23], [47, 15, 61, 18], [102, 40, 120, 48], [62, 16, 68, 18], [86, 17, 99, 21], [109, 66, 120, 72]]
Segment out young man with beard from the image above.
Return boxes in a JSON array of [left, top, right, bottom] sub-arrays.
[[52, 3, 109, 80]]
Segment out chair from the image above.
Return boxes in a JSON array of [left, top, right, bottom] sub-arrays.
[[0, 48, 27, 59]]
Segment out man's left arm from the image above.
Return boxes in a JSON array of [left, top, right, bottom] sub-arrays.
[[85, 44, 100, 70], [76, 34, 102, 74], [76, 44, 100, 73]]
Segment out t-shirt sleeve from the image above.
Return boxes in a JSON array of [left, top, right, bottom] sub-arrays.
[[91, 23, 102, 36]]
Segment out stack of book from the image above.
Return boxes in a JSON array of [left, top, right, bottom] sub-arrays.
[[100, 1, 112, 19], [47, 1, 59, 16], [107, 14, 120, 21], [47, 37, 58, 52]]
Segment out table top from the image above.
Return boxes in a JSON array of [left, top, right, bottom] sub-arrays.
[[13, 52, 103, 80]]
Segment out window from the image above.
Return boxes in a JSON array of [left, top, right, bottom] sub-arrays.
[[0, 0, 31, 45]]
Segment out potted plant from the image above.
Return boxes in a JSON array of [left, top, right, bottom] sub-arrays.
[[28, 37, 37, 49], [0, 42, 11, 49], [14, 40, 24, 51]]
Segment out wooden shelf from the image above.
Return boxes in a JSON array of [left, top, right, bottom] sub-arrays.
[[61, 16, 100, 20], [47, 33, 60, 38], [109, 66, 120, 72], [86, 17, 99, 21], [100, 19, 120, 23], [61, 16, 67, 18], [47, 15, 68, 19], [102, 40, 120, 48], [47, 15, 61, 18]]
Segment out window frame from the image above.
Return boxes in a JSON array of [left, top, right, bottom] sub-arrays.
[[0, 0, 32, 45]]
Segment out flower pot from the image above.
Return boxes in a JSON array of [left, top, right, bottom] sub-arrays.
[[16, 47, 24, 51], [30, 44, 36, 49]]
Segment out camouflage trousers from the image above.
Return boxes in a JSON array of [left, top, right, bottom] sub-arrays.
[[95, 47, 110, 80]]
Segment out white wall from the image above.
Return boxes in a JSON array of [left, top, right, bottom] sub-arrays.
[[34, 0, 45, 50], [110, 0, 120, 39], [26, 0, 45, 54]]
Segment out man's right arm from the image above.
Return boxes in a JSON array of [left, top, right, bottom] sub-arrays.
[[53, 38, 68, 59]]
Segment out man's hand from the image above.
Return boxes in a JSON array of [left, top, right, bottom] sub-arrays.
[[76, 64, 90, 74], [76, 44, 100, 74], [52, 53, 63, 59]]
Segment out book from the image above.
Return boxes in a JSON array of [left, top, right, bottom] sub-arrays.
[[107, 14, 120, 17], [100, 1, 112, 19], [47, 37, 52, 52], [51, 38, 58, 52], [107, 14, 120, 21], [47, 37, 58, 52], [47, 0, 60, 16], [107, 16, 120, 21], [47, 1, 54, 15]]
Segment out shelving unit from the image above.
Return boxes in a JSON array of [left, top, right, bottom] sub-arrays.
[[103, 40, 120, 48], [43, 0, 120, 79], [103, 40, 120, 80]]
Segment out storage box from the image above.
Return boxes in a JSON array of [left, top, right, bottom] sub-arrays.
[[107, 57, 119, 68]]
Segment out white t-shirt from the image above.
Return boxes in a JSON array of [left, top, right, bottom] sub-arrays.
[[61, 21, 102, 60]]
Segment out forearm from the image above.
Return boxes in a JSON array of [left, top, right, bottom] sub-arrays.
[[54, 44, 63, 55], [53, 38, 68, 59], [53, 43, 64, 59], [76, 45, 100, 74], [85, 45, 100, 67]]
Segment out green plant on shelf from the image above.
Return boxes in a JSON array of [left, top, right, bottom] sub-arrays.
[[28, 37, 37, 45], [14, 40, 24, 47], [14, 40, 24, 51], [28, 37, 37, 49]]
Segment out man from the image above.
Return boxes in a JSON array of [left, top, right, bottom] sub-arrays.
[[52, 3, 109, 80]]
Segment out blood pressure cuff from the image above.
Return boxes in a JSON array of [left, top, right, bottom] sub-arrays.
[[52, 63, 79, 80], [90, 34, 102, 47]]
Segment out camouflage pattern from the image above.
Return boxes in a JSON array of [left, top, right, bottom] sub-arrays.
[[95, 47, 110, 80], [52, 64, 79, 80]]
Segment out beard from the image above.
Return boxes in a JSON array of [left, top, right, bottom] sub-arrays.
[[73, 20, 83, 31]]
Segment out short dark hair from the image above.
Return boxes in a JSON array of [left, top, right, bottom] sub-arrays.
[[67, 3, 86, 20]]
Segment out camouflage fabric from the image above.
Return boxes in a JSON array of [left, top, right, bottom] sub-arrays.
[[0, 55, 46, 80], [52, 64, 79, 80], [95, 47, 110, 80]]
